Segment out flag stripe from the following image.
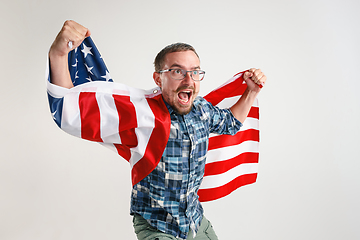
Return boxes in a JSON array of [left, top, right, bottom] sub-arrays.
[[247, 107, 259, 119], [206, 140, 259, 164], [113, 95, 138, 149], [128, 90, 157, 169], [114, 143, 132, 161], [79, 92, 102, 142], [61, 92, 81, 138], [204, 72, 246, 106], [97, 91, 121, 144], [113, 95, 138, 131], [198, 173, 258, 202], [208, 129, 259, 150], [204, 152, 259, 176], [200, 162, 258, 189], [209, 117, 259, 140], [215, 96, 259, 109]]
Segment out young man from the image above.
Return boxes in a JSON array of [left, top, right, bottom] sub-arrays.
[[49, 20, 267, 240]]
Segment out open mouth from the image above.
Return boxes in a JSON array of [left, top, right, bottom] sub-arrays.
[[178, 90, 192, 105]]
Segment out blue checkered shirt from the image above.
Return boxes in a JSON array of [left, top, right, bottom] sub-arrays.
[[130, 96, 242, 239]]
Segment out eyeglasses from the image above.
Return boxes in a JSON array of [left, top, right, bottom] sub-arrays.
[[158, 69, 205, 81]]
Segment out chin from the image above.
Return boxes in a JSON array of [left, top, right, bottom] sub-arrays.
[[176, 108, 192, 115], [173, 104, 193, 115]]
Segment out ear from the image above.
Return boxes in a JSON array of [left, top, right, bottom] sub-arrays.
[[153, 72, 162, 88]]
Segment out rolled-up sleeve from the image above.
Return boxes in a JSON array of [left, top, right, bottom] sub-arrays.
[[195, 97, 243, 135]]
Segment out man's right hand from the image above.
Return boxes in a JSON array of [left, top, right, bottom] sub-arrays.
[[49, 20, 91, 88]]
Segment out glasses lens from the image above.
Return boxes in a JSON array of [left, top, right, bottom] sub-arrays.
[[192, 70, 205, 81], [192, 70, 199, 81], [170, 69, 185, 80], [169, 69, 205, 81]]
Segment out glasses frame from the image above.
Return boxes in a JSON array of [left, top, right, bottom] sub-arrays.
[[158, 69, 205, 81]]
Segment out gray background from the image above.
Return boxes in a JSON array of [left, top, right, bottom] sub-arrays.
[[1, 0, 359, 239]]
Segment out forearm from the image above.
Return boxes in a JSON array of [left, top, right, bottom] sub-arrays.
[[230, 88, 258, 123], [48, 51, 74, 89], [48, 20, 91, 89]]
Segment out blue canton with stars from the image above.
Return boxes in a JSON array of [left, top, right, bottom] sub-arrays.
[[68, 37, 113, 86], [48, 37, 113, 128]]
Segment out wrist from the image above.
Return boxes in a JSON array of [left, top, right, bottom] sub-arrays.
[[49, 47, 67, 61], [244, 87, 260, 97]]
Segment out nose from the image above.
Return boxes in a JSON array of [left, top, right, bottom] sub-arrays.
[[182, 71, 193, 83]]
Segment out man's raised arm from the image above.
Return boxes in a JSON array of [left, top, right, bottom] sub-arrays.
[[49, 20, 91, 88], [230, 68, 267, 123]]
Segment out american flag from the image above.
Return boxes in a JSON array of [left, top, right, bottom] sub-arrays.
[[46, 37, 259, 202]]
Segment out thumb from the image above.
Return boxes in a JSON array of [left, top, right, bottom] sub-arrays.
[[85, 29, 91, 38], [243, 70, 253, 80]]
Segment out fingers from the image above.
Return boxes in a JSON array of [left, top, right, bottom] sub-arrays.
[[50, 20, 91, 58], [61, 20, 91, 50], [246, 68, 267, 86]]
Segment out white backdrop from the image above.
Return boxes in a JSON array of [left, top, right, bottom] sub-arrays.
[[1, 0, 359, 239]]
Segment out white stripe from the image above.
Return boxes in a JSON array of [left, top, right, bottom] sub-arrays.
[[206, 140, 259, 164], [209, 74, 242, 92], [199, 163, 258, 189], [215, 96, 259, 109], [96, 90, 121, 144], [61, 92, 81, 138], [242, 117, 259, 131], [128, 88, 156, 168], [47, 81, 70, 98]]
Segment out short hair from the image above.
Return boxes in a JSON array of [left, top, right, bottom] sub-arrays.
[[154, 43, 200, 72]]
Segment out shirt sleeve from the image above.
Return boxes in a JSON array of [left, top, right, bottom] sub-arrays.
[[195, 97, 243, 135]]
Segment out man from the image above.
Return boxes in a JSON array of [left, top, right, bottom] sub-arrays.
[[49, 20, 267, 240]]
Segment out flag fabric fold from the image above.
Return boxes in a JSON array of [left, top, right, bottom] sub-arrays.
[[46, 37, 259, 202]]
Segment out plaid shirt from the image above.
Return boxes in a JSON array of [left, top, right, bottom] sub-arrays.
[[130, 96, 242, 239]]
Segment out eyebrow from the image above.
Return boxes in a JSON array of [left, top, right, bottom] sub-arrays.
[[170, 63, 200, 70]]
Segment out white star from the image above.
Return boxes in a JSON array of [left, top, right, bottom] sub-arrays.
[[81, 43, 92, 58], [52, 110, 57, 120], [86, 77, 92, 82], [101, 71, 112, 82], [84, 63, 94, 75], [73, 71, 79, 83], [72, 58, 78, 67]]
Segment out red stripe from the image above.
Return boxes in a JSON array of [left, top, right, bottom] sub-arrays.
[[208, 129, 259, 150], [248, 106, 259, 119], [204, 152, 259, 176], [113, 95, 138, 131], [112, 95, 138, 161], [198, 173, 257, 202], [131, 94, 171, 185], [204, 72, 246, 106], [119, 129, 138, 148], [113, 143, 131, 161], [79, 92, 102, 142]]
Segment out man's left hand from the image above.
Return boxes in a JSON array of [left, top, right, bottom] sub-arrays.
[[243, 68, 267, 92]]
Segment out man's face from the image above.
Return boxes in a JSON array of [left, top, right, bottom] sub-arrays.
[[154, 51, 201, 115]]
